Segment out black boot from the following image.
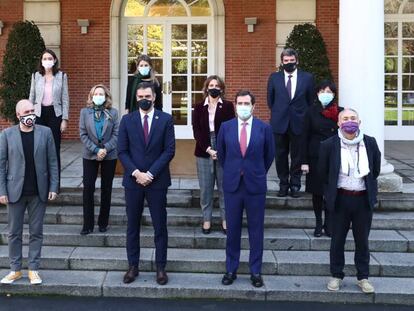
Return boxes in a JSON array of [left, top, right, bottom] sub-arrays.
[[312, 194, 323, 237]]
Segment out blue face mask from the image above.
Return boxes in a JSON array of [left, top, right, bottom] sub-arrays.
[[318, 93, 334, 107], [138, 66, 151, 76], [236, 105, 253, 121], [93, 95, 106, 106]]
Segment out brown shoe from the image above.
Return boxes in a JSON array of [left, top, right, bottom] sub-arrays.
[[156, 269, 168, 285], [123, 266, 139, 284]]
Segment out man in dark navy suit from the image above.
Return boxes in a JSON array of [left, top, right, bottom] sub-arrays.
[[217, 90, 275, 288], [118, 82, 175, 285], [267, 48, 314, 197], [318, 108, 380, 294]]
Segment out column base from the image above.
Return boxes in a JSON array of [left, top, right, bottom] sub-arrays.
[[378, 172, 403, 193]]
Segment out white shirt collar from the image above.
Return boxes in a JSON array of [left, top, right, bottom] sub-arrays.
[[284, 68, 297, 77], [203, 97, 223, 106], [139, 107, 155, 120], [238, 115, 253, 125]]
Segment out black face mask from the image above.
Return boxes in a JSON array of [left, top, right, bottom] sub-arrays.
[[283, 62, 297, 73], [137, 99, 153, 111], [208, 88, 221, 99]]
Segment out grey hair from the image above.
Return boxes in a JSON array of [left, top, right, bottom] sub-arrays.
[[338, 107, 359, 119], [15, 99, 33, 113]]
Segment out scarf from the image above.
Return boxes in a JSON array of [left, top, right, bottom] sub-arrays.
[[338, 130, 370, 178], [321, 102, 339, 122]]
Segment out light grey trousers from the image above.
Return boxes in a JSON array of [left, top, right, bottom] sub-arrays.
[[7, 195, 46, 271], [196, 133, 225, 222]]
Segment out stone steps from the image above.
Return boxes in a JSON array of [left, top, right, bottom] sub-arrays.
[[52, 189, 414, 211], [0, 224, 412, 253], [2, 206, 414, 230], [0, 245, 413, 277], [0, 269, 413, 304]]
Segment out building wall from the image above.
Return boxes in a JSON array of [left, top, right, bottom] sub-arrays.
[[316, 0, 339, 86], [223, 0, 276, 121], [0, 0, 340, 135], [0, 0, 24, 129]]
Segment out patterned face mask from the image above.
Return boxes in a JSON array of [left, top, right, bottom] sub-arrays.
[[19, 114, 36, 127]]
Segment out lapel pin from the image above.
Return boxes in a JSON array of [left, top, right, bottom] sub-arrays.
[[155, 116, 159, 119], [219, 105, 222, 108]]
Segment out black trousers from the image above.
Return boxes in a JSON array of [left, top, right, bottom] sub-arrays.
[[274, 127, 302, 190], [36, 106, 62, 180], [330, 193, 372, 280], [82, 158, 117, 230]]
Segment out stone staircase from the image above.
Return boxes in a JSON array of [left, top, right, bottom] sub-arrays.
[[1, 188, 414, 305]]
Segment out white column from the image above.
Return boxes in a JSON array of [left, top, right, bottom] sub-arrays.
[[339, 0, 394, 175]]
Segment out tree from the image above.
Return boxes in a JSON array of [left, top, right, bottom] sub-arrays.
[[0, 21, 45, 122], [284, 23, 333, 85]]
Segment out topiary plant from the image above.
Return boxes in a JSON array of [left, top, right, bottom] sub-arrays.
[[0, 21, 45, 123], [284, 23, 333, 85]]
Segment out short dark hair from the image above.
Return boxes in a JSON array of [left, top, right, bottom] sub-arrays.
[[316, 80, 337, 94], [38, 49, 60, 76], [136, 81, 155, 95], [280, 48, 299, 62], [234, 90, 255, 105]]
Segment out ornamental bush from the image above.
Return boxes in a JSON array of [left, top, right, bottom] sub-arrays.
[[0, 21, 45, 123], [284, 23, 333, 85]]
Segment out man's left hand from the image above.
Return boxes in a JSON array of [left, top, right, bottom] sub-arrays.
[[48, 192, 57, 201]]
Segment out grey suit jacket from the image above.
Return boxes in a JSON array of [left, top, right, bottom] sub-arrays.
[[79, 107, 119, 160], [29, 71, 70, 120], [0, 125, 59, 203]]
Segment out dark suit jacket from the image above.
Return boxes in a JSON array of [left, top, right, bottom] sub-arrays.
[[267, 70, 315, 135], [117, 109, 175, 190], [217, 117, 275, 194], [318, 134, 381, 211], [0, 125, 59, 203], [192, 99, 235, 157]]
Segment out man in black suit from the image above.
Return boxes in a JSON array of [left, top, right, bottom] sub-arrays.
[[318, 108, 381, 294], [267, 48, 314, 197], [118, 82, 175, 285]]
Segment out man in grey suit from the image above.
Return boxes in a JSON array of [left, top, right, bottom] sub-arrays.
[[0, 99, 59, 285]]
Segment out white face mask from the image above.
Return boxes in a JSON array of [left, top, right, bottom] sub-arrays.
[[138, 66, 150, 76], [92, 95, 106, 106], [42, 60, 55, 69], [236, 105, 253, 121]]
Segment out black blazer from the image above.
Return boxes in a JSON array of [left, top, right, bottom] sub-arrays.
[[192, 99, 235, 158], [301, 103, 343, 163], [267, 69, 315, 135], [318, 135, 381, 211], [125, 75, 162, 111]]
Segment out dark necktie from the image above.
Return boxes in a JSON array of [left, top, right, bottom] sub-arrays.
[[143, 114, 149, 144], [286, 74, 293, 99]]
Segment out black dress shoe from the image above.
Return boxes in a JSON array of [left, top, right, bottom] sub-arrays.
[[123, 266, 139, 284], [277, 188, 288, 197], [250, 274, 264, 288], [221, 226, 227, 235], [202, 226, 211, 235], [99, 227, 107, 233], [314, 227, 322, 237], [221, 272, 237, 285], [156, 270, 168, 285], [80, 228, 93, 235], [289, 188, 301, 198]]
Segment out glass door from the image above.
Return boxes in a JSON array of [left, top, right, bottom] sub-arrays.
[[125, 20, 211, 138]]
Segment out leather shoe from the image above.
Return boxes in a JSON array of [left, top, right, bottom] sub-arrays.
[[277, 188, 288, 197], [80, 228, 93, 235], [221, 226, 227, 235], [290, 187, 301, 198], [99, 227, 107, 233], [156, 270, 168, 285], [250, 274, 264, 288], [221, 272, 237, 285], [123, 266, 139, 284], [202, 226, 211, 235]]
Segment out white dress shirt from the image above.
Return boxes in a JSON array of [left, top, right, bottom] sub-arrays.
[[238, 116, 253, 148], [284, 69, 297, 99], [204, 97, 223, 133]]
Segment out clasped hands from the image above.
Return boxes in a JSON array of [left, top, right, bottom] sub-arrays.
[[133, 170, 153, 187], [207, 148, 218, 160], [96, 148, 107, 161]]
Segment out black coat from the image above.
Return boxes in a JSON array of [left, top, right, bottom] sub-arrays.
[[125, 75, 162, 112], [318, 134, 381, 211], [301, 103, 343, 194]]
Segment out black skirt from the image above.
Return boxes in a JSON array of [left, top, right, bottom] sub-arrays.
[[305, 156, 324, 195]]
